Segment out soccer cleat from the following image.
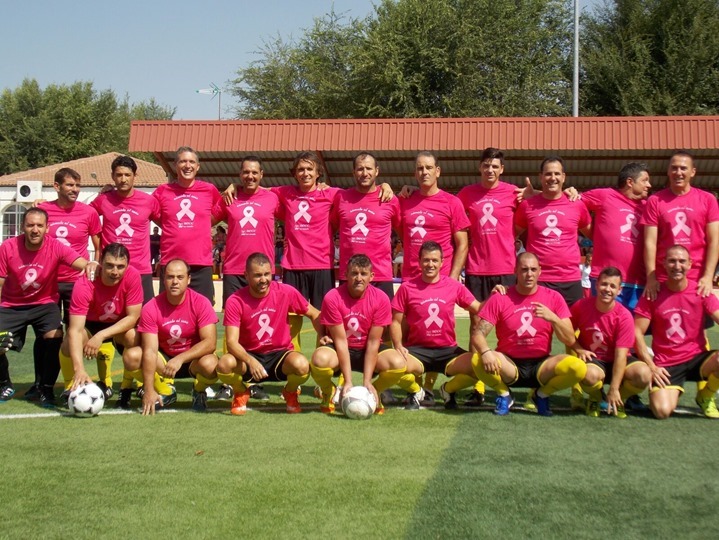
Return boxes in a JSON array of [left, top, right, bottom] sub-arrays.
[[380, 389, 398, 405], [439, 383, 458, 410], [230, 389, 251, 416], [420, 389, 436, 407], [463, 390, 485, 407], [374, 398, 385, 415], [614, 404, 627, 419], [524, 392, 537, 411], [192, 390, 208, 412], [625, 394, 647, 412], [282, 387, 302, 414], [405, 388, 425, 410], [96, 381, 113, 401], [695, 395, 719, 419], [0, 331, 13, 354], [570, 387, 585, 411], [586, 400, 601, 418], [215, 384, 234, 400], [116, 388, 133, 409], [39, 387, 56, 409], [156, 387, 177, 408], [531, 390, 553, 417], [23, 383, 41, 402], [494, 394, 514, 416], [250, 384, 270, 401], [60, 389, 71, 407], [320, 385, 337, 414], [0, 384, 15, 402], [136, 386, 145, 399]]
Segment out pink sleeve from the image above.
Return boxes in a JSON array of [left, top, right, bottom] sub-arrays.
[[223, 295, 242, 327], [704, 293, 719, 315], [615, 310, 635, 349], [0, 243, 9, 278], [88, 208, 102, 236], [551, 291, 571, 319], [390, 198, 401, 232], [60, 242, 82, 266], [706, 192, 719, 223], [212, 200, 228, 222], [373, 294, 392, 327], [580, 189, 603, 212], [640, 196, 658, 226], [456, 282, 476, 309], [89, 197, 101, 213], [195, 295, 219, 327], [288, 286, 310, 315], [150, 193, 162, 223], [478, 294, 500, 325], [577, 201, 592, 229], [514, 201, 528, 229], [329, 200, 339, 231], [634, 296, 652, 320], [391, 285, 407, 312], [319, 292, 342, 327], [126, 270, 144, 306], [450, 197, 470, 232], [69, 278, 92, 315], [138, 303, 159, 334]]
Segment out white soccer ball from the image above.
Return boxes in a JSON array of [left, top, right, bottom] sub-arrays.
[[68, 383, 105, 417], [341, 386, 377, 420]]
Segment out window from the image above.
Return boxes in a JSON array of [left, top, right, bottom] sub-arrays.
[[2, 203, 27, 242]]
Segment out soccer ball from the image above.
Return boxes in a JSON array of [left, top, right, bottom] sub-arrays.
[[68, 383, 105, 417], [341, 386, 377, 420]]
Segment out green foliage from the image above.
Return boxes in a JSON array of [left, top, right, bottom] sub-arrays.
[[581, 0, 719, 115], [0, 79, 176, 175]]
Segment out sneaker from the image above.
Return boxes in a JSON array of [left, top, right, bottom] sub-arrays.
[[405, 388, 425, 410], [320, 385, 337, 414], [439, 383, 458, 410], [23, 383, 41, 402], [230, 388, 251, 416], [695, 395, 719, 419], [0, 384, 15, 402], [570, 387, 585, 411], [494, 393, 514, 416], [586, 400, 601, 418], [216, 384, 234, 401], [381, 389, 398, 405], [39, 387, 56, 408], [156, 387, 177, 408], [420, 389, 436, 407], [60, 389, 71, 408], [250, 384, 270, 401], [282, 387, 302, 414], [116, 388, 133, 409], [463, 390, 485, 407], [625, 394, 647, 412], [192, 390, 208, 412], [136, 386, 145, 399], [96, 381, 113, 401], [531, 390, 553, 417]]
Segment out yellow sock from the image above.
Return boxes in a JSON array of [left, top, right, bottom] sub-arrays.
[[397, 372, 421, 394], [445, 373, 478, 394], [541, 356, 587, 396], [194, 372, 217, 392], [337, 373, 346, 387], [154, 372, 174, 395], [619, 379, 646, 401], [474, 380, 485, 394], [424, 372, 438, 390], [373, 367, 406, 394], [310, 364, 335, 397], [217, 371, 246, 393], [127, 368, 144, 384], [96, 342, 116, 388], [59, 349, 75, 391], [580, 380, 604, 402], [697, 374, 719, 401], [289, 314, 303, 350], [286, 372, 309, 393], [120, 369, 135, 390], [471, 353, 509, 394], [415, 374, 424, 388]]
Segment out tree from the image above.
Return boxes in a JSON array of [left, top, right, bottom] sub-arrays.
[[581, 0, 719, 115], [0, 79, 175, 175]]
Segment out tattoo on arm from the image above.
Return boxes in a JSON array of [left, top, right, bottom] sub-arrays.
[[474, 319, 493, 337]]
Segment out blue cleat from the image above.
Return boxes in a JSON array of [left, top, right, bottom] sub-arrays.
[[494, 394, 514, 416], [531, 390, 553, 417]]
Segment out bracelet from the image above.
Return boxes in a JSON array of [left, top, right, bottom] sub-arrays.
[[480, 349, 491, 356]]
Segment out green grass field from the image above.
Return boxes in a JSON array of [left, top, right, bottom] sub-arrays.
[[1, 319, 718, 539]]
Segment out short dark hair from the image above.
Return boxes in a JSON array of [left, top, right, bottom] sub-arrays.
[[102, 242, 130, 264], [480, 147, 504, 166], [291, 151, 323, 178], [598, 266, 622, 282], [54, 167, 80, 185], [416, 151, 438, 167], [669, 150, 695, 167], [23, 207, 48, 225], [419, 240, 443, 259], [353, 152, 378, 169], [617, 162, 648, 189], [246, 252, 271, 272], [165, 258, 191, 273], [111, 155, 138, 174], [347, 254, 372, 271], [242, 155, 264, 171], [540, 156, 564, 173]]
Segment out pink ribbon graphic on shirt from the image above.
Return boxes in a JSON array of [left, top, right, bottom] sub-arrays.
[[115, 213, 135, 237], [21, 268, 41, 290], [671, 212, 691, 237], [346, 317, 361, 339], [516, 312, 537, 337], [589, 330, 604, 351], [167, 325, 186, 346], [240, 206, 258, 228], [351, 213, 369, 236], [256, 314, 274, 339], [541, 215, 561, 237], [665, 313, 686, 340], [55, 226, 71, 246], [294, 202, 311, 223], [424, 303, 443, 328], [480, 203, 498, 227], [410, 216, 427, 238], [98, 301, 117, 321], [176, 199, 195, 221], [619, 214, 639, 237]]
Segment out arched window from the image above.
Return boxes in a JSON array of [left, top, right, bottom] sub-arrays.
[[2, 203, 28, 242]]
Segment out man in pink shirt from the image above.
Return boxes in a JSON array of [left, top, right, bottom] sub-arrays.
[[642, 151, 719, 299], [0, 208, 88, 406], [569, 266, 651, 418], [153, 147, 222, 303], [58, 243, 143, 405], [634, 245, 719, 419], [123, 259, 219, 415], [470, 252, 587, 416], [217, 252, 323, 415], [390, 241, 482, 410], [91, 155, 161, 304], [515, 156, 592, 307]]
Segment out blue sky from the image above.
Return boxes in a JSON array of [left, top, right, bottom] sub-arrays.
[[3, 0, 599, 121]]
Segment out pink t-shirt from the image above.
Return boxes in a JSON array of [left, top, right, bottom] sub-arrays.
[[479, 285, 571, 359], [138, 288, 218, 357], [581, 188, 646, 285], [38, 201, 101, 282], [399, 190, 470, 280], [331, 189, 400, 281], [514, 195, 591, 282], [274, 185, 339, 271], [391, 276, 476, 348], [457, 182, 518, 276], [570, 297, 635, 363], [224, 281, 309, 354], [320, 284, 392, 349], [634, 281, 719, 367], [641, 187, 719, 282], [0, 236, 81, 307], [69, 266, 143, 322], [153, 180, 222, 266], [212, 189, 280, 275], [90, 190, 161, 275]]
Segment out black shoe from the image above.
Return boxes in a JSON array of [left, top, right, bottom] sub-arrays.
[[625, 394, 647, 412], [0, 383, 15, 402], [192, 390, 208, 412], [464, 390, 486, 407], [136, 387, 145, 399], [420, 389, 435, 407], [60, 389, 71, 408], [405, 389, 425, 410], [381, 389, 398, 405], [23, 383, 41, 402], [39, 387, 56, 409], [249, 384, 270, 401], [96, 381, 113, 401], [116, 389, 133, 409], [439, 383, 458, 410], [215, 384, 233, 401]]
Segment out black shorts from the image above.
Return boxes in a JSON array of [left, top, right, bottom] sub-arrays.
[[406, 346, 466, 375], [539, 280, 583, 307], [587, 357, 642, 386], [0, 303, 62, 352], [222, 274, 248, 308], [504, 356, 549, 388], [160, 265, 214, 305], [466, 274, 516, 303], [141, 274, 155, 305], [85, 321, 116, 343], [316, 343, 392, 374], [283, 269, 334, 308], [243, 350, 293, 383], [158, 350, 195, 380], [337, 280, 395, 300], [58, 281, 76, 326], [661, 351, 716, 390]]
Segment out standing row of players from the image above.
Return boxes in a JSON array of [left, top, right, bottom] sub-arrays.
[[1, 147, 718, 419]]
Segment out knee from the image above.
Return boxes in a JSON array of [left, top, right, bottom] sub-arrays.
[[634, 365, 652, 387], [385, 352, 405, 371], [651, 403, 674, 420], [197, 354, 218, 375], [122, 347, 142, 371], [43, 329, 63, 340], [290, 355, 310, 375], [582, 367, 603, 386], [310, 348, 334, 369], [217, 353, 237, 373], [559, 355, 587, 379]]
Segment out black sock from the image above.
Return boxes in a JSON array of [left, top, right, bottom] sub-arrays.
[[0, 353, 11, 386], [40, 337, 62, 389]]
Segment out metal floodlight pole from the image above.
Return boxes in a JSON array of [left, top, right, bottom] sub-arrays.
[[196, 83, 222, 120], [573, 0, 580, 117]]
